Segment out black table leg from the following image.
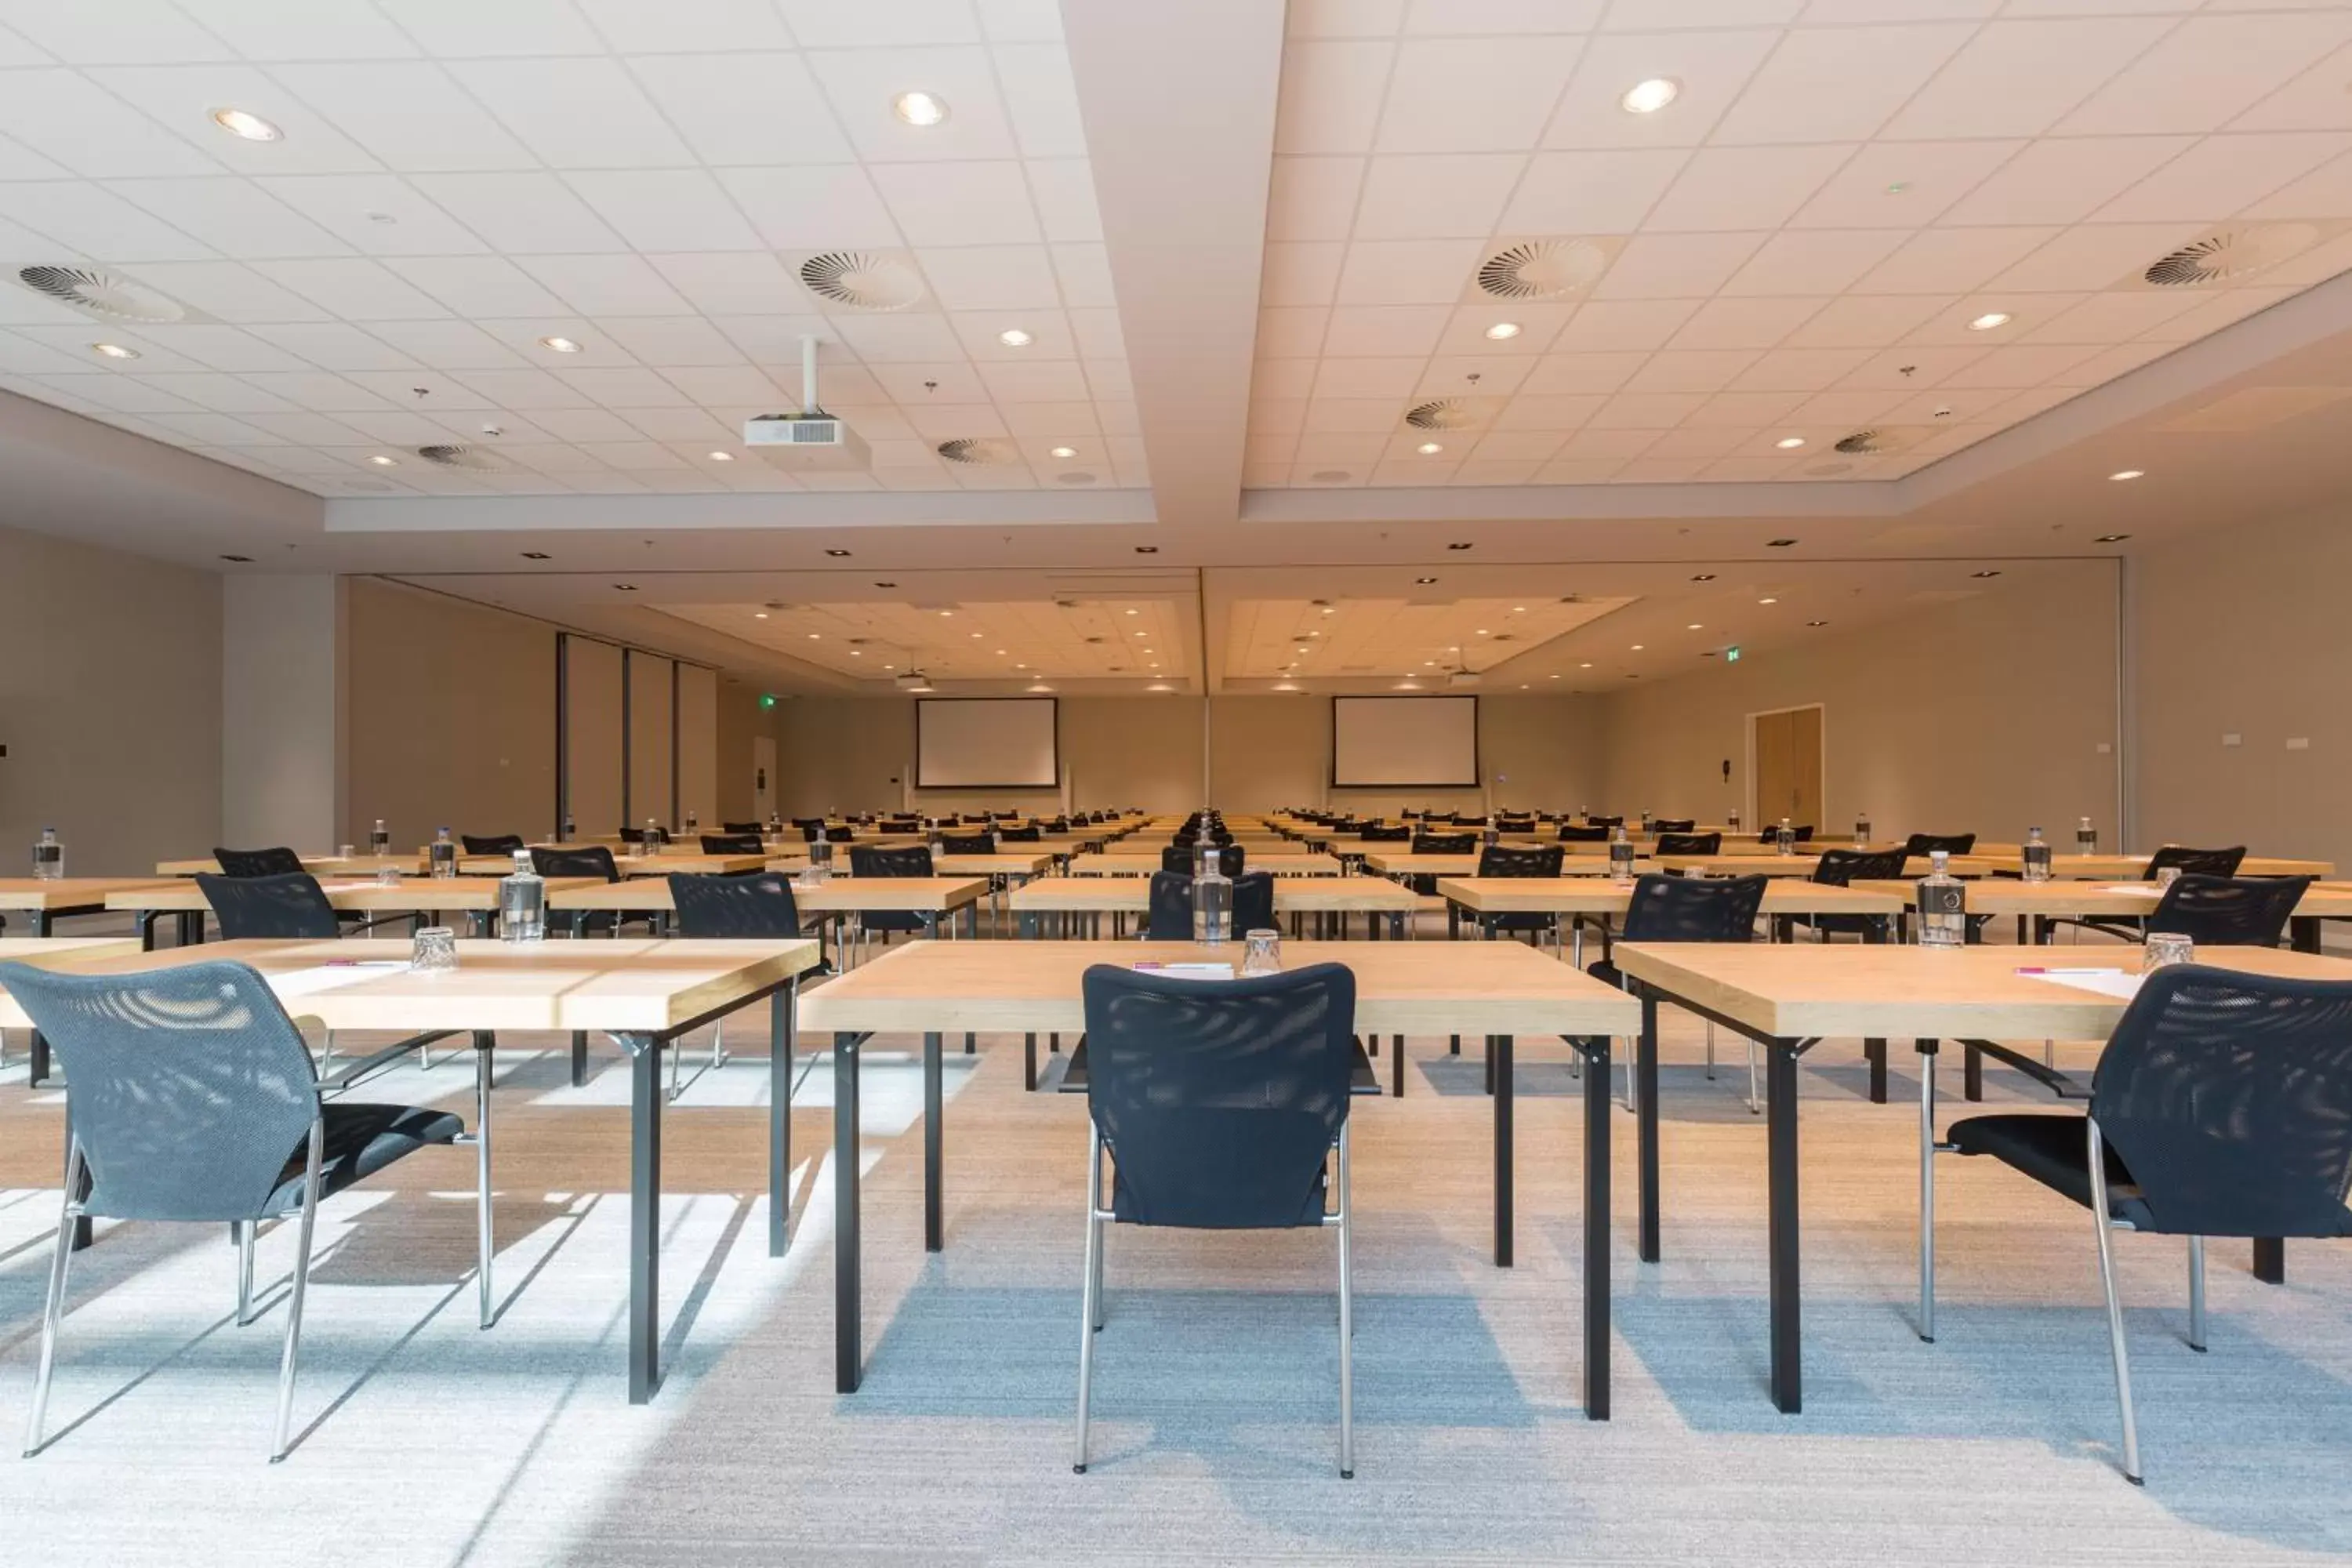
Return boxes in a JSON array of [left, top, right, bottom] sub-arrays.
[[628, 1031, 663, 1404], [2255, 1238, 2285, 1283], [1637, 993, 1661, 1264], [924, 1030, 944, 1253], [769, 980, 796, 1258], [836, 1030, 862, 1393], [2292, 915, 2320, 955], [1963, 1043, 1983, 1101], [1391, 1033, 1403, 1098], [1025, 1032, 1037, 1091], [1583, 1034, 1610, 1421], [1864, 1040, 1886, 1104], [1767, 1040, 1802, 1414], [570, 1030, 588, 1087], [29, 1029, 49, 1088], [1494, 1033, 1513, 1267]]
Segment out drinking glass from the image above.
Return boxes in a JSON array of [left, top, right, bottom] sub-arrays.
[[376, 865, 403, 887], [2142, 931, 2195, 972], [2154, 866, 2182, 891], [412, 925, 459, 974], [337, 843, 355, 861], [1242, 928, 1282, 975]]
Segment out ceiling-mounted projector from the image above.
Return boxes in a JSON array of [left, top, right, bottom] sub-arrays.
[[895, 671, 933, 691], [746, 335, 870, 471], [1447, 670, 1480, 688]]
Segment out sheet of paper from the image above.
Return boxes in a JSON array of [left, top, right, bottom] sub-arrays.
[[270, 961, 407, 1000], [1131, 962, 1237, 980], [2021, 968, 2143, 1000], [2097, 884, 2160, 895]]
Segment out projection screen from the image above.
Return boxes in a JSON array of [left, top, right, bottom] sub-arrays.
[[1330, 695, 1479, 788], [916, 698, 1060, 788]]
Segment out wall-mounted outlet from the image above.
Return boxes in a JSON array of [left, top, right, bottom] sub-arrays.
[[2287, 737, 2311, 751], [2096, 742, 2112, 755], [2222, 732, 2243, 748]]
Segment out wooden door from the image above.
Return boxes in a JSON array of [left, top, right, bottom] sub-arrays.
[[1753, 706, 1823, 833]]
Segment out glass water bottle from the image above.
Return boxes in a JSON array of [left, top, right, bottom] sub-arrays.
[[428, 826, 457, 878], [2023, 826, 2053, 884], [31, 826, 61, 881], [499, 848, 545, 943], [1192, 840, 1232, 946], [1918, 850, 1965, 949]]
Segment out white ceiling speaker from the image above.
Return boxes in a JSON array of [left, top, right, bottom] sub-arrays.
[[937, 437, 1019, 465], [1471, 237, 1621, 302], [746, 335, 871, 470], [13, 264, 185, 323], [2139, 223, 2323, 289], [416, 444, 508, 471], [796, 249, 924, 311]]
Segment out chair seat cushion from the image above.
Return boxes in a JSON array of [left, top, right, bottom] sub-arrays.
[[264, 1102, 463, 1214], [1947, 1113, 2140, 1219]]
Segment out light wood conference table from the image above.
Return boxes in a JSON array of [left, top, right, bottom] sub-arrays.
[[799, 938, 1637, 1408], [1607, 940, 2352, 1415], [0, 877, 178, 935], [1070, 851, 1346, 877], [1010, 874, 1424, 940], [0, 935, 819, 1404]]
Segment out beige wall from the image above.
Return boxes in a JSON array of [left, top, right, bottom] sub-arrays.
[[1210, 693, 1605, 815], [343, 579, 556, 848], [1595, 563, 2122, 843], [221, 574, 344, 851], [0, 524, 222, 877], [2132, 505, 2352, 867], [714, 680, 782, 825]]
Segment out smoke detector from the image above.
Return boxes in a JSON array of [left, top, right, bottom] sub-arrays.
[[938, 437, 1019, 465], [13, 264, 185, 322], [2138, 224, 2321, 289], [1470, 238, 1621, 302], [416, 444, 507, 471], [796, 249, 924, 311]]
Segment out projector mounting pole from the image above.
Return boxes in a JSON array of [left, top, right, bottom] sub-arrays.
[[800, 334, 821, 416]]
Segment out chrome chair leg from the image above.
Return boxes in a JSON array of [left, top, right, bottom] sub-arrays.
[[668, 1036, 684, 1102], [2086, 1119, 2143, 1485], [271, 1119, 325, 1463], [1074, 1125, 1105, 1474], [1746, 1039, 1761, 1115], [2187, 1235, 2206, 1352], [24, 1146, 82, 1457], [236, 1220, 256, 1326], [710, 1016, 728, 1071], [475, 1038, 495, 1330], [1336, 1123, 1355, 1480], [1918, 1047, 1936, 1343], [315, 1029, 336, 1078]]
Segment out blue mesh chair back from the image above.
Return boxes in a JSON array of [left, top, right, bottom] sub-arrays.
[[2147, 874, 2314, 946], [667, 872, 803, 938], [1621, 873, 1767, 944], [849, 844, 935, 933], [1477, 844, 1562, 877], [213, 846, 304, 878], [1359, 824, 1410, 842], [195, 872, 340, 940], [824, 826, 856, 842], [462, 833, 524, 855], [1080, 962, 1356, 1228], [1654, 832, 1722, 855], [2143, 844, 2247, 880], [1559, 823, 1609, 843], [1144, 871, 1275, 938], [1231, 870, 1276, 934], [1903, 831, 1976, 856], [1811, 847, 1910, 886], [1790, 824, 1814, 843], [0, 960, 399, 1224], [699, 833, 765, 855], [1000, 824, 1043, 841], [722, 821, 764, 835], [1651, 818, 1697, 834], [617, 826, 647, 846], [942, 832, 997, 854], [1163, 844, 1243, 877], [1496, 815, 1537, 833], [1588, 815, 1624, 829], [1452, 815, 1488, 827], [799, 822, 826, 841], [1412, 833, 1477, 855], [532, 844, 620, 881]]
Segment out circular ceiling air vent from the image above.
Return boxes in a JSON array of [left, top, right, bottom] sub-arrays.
[[798, 250, 924, 311], [1405, 398, 1483, 430], [1834, 430, 1893, 455], [416, 444, 507, 471], [14, 264, 185, 322], [2143, 224, 2320, 287], [1475, 239, 1610, 301], [937, 437, 1018, 465]]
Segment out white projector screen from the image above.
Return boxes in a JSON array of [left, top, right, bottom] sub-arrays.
[[916, 698, 1060, 788], [1331, 695, 1479, 788]]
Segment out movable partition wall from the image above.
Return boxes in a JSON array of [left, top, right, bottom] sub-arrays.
[[557, 633, 718, 837]]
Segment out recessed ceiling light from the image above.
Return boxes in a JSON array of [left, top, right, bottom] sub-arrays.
[[367, 454, 397, 466], [1966, 311, 2011, 332], [808, 633, 821, 640], [2108, 469, 2145, 482], [1446, 542, 1472, 550], [1631, 644, 1645, 651], [1134, 545, 1158, 554], [614, 583, 637, 591], [1580, 662, 1592, 669], [1417, 441, 1443, 455], [1774, 436, 1805, 450], [1548, 673, 1559, 679], [1415, 576, 1437, 585], [211, 107, 281, 142], [753, 612, 768, 619], [1484, 321, 1522, 341], [1475, 628, 1489, 636], [1123, 608, 1138, 615], [2095, 533, 2131, 543], [521, 551, 550, 561], [1806, 620, 1828, 627], [939, 610, 953, 616], [1686, 622, 1703, 630], [90, 342, 138, 360], [995, 648, 1007, 655], [850, 650, 862, 656], [1759, 597, 1777, 604], [825, 548, 851, 557], [970, 631, 982, 638], [997, 328, 1033, 347], [1971, 569, 2002, 578], [1050, 445, 1077, 458], [1621, 77, 1680, 114], [1766, 538, 1798, 547], [709, 451, 733, 462], [1690, 572, 1715, 581], [892, 91, 949, 127], [884, 663, 895, 670], [539, 336, 583, 354]]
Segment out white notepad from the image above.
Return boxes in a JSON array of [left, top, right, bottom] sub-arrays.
[[2020, 968, 2143, 1000], [271, 961, 406, 1000], [1131, 962, 1238, 980]]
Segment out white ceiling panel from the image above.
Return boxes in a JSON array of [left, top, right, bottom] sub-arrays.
[[1275, 40, 1393, 156], [576, 0, 798, 53], [1501, 148, 1689, 233], [2059, 13, 2352, 137], [176, 0, 420, 60], [407, 173, 626, 254], [1938, 137, 2195, 229], [626, 53, 854, 167], [0, 181, 212, 262], [1712, 24, 1973, 143], [1376, 35, 1583, 153], [873, 162, 1044, 247], [252, 175, 491, 256], [374, 0, 608, 57], [1543, 30, 1780, 149], [1355, 154, 1526, 239], [254, 258, 452, 320], [447, 57, 695, 169], [1880, 18, 2176, 140], [0, 71, 222, 179], [270, 63, 537, 174], [1642, 144, 1855, 232], [513, 254, 695, 318]]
